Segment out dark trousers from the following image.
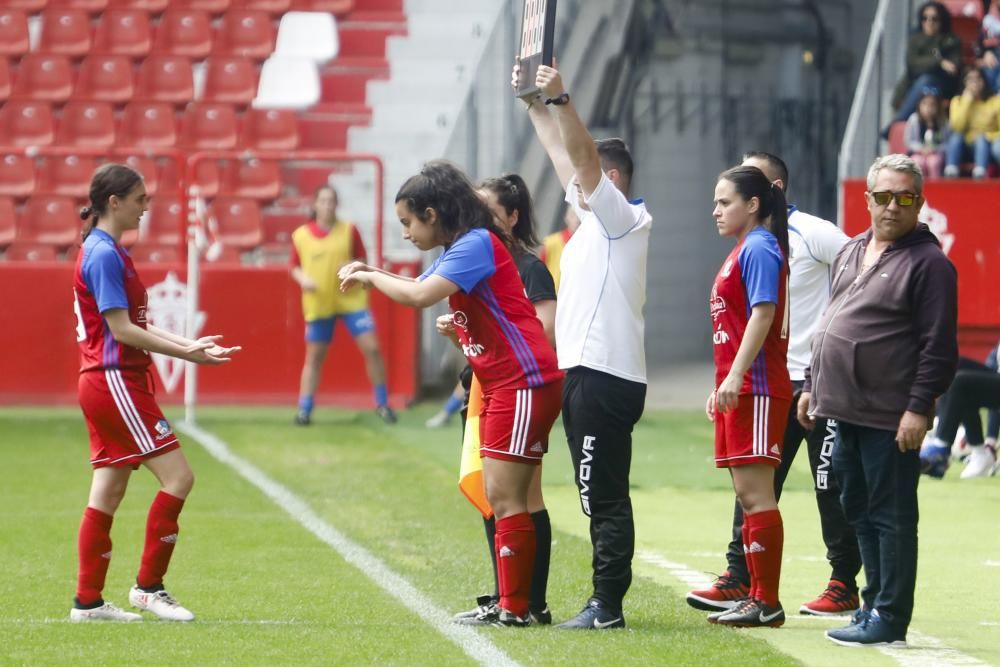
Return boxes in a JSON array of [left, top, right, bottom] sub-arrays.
[[833, 421, 921, 635], [562, 366, 646, 612], [934, 357, 1000, 445], [726, 388, 862, 587]]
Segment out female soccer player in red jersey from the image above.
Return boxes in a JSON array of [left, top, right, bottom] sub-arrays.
[[340, 160, 563, 626], [70, 164, 240, 622], [704, 165, 792, 628]]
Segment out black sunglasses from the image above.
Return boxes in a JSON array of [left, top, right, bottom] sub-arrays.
[[870, 191, 919, 207], [921, 13, 940, 22]]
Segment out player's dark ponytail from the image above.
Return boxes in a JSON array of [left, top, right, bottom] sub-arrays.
[[478, 173, 540, 252], [719, 165, 790, 261], [395, 160, 512, 247], [81, 163, 144, 243]]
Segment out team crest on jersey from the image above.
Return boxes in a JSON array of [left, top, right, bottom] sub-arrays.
[[720, 259, 735, 277], [710, 289, 726, 322], [453, 310, 469, 330], [147, 272, 206, 394], [154, 419, 173, 440]]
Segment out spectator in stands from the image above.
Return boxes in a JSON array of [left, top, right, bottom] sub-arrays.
[[539, 205, 580, 291], [339, 160, 564, 627], [801, 154, 958, 648], [975, 0, 1000, 92], [905, 90, 951, 179], [943, 67, 1000, 178], [290, 185, 397, 426], [451, 173, 557, 627], [919, 339, 1000, 478], [888, 2, 961, 130]]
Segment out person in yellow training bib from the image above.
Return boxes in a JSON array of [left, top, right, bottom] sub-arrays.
[[539, 206, 579, 291], [290, 185, 396, 425]]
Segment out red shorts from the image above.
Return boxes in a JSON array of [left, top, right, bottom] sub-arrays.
[[479, 380, 563, 464], [715, 394, 790, 468], [78, 369, 181, 469]]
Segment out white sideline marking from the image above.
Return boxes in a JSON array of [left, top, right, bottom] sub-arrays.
[[635, 549, 988, 667], [985, 560, 1000, 568], [178, 421, 520, 667]]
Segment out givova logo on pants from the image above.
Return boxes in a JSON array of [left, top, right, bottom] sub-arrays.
[[578, 435, 596, 515]]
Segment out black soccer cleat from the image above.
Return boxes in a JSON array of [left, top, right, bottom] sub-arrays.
[[554, 599, 625, 630]]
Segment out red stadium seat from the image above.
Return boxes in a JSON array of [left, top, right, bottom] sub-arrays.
[[123, 155, 159, 195], [174, 0, 231, 13], [144, 196, 183, 245], [36, 154, 97, 198], [56, 100, 116, 147], [39, 9, 92, 57], [0, 59, 11, 103], [119, 101, 177, 148], [17, 195, 80, 248], [232, 0, 291, 15], [107, 0, 169, 12], [261, 213, 299, 243], [887, 121, 907, 155], [202, 56, 256, 105], [93, 9, 152, 58], [0, 154, 36, 198], [214, 10, 276, 60], [240, 108, 299, 149], [48, 0, 108, 13], [0, 197, 16, 247], [180, 102, 238, 149], [136, 55, 195, 105], [288, 0, 353, 14], [75, 55, 134, 104], [5, 242, 60, 262], [0, 10, 31, 58], [129, 243, 179, 263], [220, 158, 280, 200], [153, 9, 212, 59], [0, 100, 55, 147], [189, 160, 220, 198], [12, 54, 73, 103], [211, 196, 262, 248], [5, 1, 49, 13]]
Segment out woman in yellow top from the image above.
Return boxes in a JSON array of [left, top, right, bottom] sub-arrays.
[[944, 68, 1000, 179], [290, 185, 396, 424]]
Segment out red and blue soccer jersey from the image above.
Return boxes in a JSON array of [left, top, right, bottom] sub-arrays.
[[710, 227, 792, 399], [73, 228, 151, 373], [420, 229, 561, 393]]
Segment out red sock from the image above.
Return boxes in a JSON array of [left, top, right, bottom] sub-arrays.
[[76, 507, 113, 606], [136, 491, 185, 590], [494, 513, 535, 617], [745, 509, 783, 607], [741, 521, 756, 599]]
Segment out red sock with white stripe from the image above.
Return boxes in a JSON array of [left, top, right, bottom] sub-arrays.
[[76, 506, 113, 606], [137, 491, 185, 589], [745, 509, 783, 608], [742, 520, 756, 599], [494, 513, 535, 618]]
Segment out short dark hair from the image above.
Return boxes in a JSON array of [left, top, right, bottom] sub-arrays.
[[742, 151, 790, 193], [595, 138, 633, 191]]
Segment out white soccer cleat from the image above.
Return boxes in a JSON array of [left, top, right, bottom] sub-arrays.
[[129, 586, 195, 621], [425, 410, 451, 428], [70, 602, 142, 622], [960, 444, 998, 479]]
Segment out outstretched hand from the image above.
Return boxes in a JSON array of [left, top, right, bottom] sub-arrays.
[[184, 335, 240, 365], [340, 270, 373, 292], [338, 261, 372, 281], [536, 63, 565, 100]]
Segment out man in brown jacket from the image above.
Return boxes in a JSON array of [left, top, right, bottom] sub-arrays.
[[798, 154, 957, 648]]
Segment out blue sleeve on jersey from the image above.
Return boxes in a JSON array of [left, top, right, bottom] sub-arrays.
[[423, 228, 496, 292], [739, 232, 782, 308], [83, 243, 129, 313], [418, 254, 443, 281]]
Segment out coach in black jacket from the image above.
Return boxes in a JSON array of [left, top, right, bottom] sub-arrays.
[[799, 154, 957, 648]]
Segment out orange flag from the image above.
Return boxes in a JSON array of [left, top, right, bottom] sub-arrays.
[[458, 374, 493, 518]]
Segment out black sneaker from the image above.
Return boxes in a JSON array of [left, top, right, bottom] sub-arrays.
[[465, 605, 530, 627], [714, 597, 785, 628], [529, 606, 552, 625], [554, 599, 625, 630], [375, 405, 398, 424], [294, 412, 311, 426], [452, 595, 497, 624]]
